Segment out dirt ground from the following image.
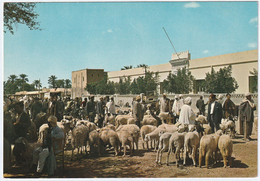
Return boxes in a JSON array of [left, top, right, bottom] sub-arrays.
[[4, 134, 258, 179]]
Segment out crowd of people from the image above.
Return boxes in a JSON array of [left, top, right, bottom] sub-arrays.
[[3, 92, 256, 176]]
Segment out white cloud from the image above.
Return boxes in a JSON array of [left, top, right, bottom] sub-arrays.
[[107, 29, 113, 33], [249, 17, 258, 24], [203, 50, 209, 54], [184, 2, 200, 8], [248, 43, 257, 48]]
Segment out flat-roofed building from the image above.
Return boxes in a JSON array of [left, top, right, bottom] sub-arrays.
[[71, 68, 105, 98], [107, 49, 258, 94]]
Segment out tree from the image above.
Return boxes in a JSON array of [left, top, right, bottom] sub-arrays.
[[115, 76, 131, 94], [162, 67, 194, 94], [65, 79, 72, 88], [131, 71, 159, 94], [19, 74, 29, 91], [56, 79, 65, 88], [204, 65, 238, 93], [121, 65, 133, 70], [86, 75, 115, 95], [4, 3, 40, 34], [33, 79, 42, 90], [8, 74, 17, 83], [48, 75, 57, 88]]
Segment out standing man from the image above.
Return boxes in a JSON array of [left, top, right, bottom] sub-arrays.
[[13, 101, 31, 138], [106, 96, 116, 115], [207, 93, 223, 133], [196, 96, 206, 116], [133, 95, 143, 128], [31, 97, 43, 121], [86, 95, 96, 122], [96, 97, 106, 128], [172, 95, 181, 123], [179, 94, 184, 111], [179, 97, 196, 129], [223, 93, 236, 120], [239, 93, 256, 141], [159, 93, 171, 113]]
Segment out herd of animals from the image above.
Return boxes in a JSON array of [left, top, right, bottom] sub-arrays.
[[9, 106, 239, 174]]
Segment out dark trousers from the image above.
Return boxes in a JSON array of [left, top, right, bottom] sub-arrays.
[[209, 115, 220, 133]]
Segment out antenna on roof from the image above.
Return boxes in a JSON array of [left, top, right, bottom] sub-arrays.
[[162, 27, 180, 59]]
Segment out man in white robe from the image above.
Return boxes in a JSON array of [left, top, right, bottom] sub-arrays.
[[178, 97, 196, 126]]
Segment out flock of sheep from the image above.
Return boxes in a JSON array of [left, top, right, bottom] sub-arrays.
[[13, 109, 236, 173]]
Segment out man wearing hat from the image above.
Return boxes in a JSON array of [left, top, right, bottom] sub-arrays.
[[239, 93, 256, 141], [196, 96, 206, 116], [172, 95, 181, 123], [223, 93, 236, 120], [179, 97, 196, 127], [13, 101, 31, 139], [159, 93, 171, 113], [207, 93, 223, 133], [133, 95, 144, 128]]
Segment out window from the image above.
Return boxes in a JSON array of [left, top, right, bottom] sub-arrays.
[[249, 76, 257, 93]]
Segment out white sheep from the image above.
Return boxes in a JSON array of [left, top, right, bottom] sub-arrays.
[[116, 124, 140, 151], [183, 124, 204, 166], [199, 130, 223, 168], [220, 119, 236, 138], [140, 125, 157, 150], [144, 127, 165, 151], [158, 112, 173, 124], [166, 132, 186, 167], [103, 114, 116, 126], [127, 117, 136, 124], [142, 115, 158, 126], [88, 130, 101, 156], [117, 129, 134, 156], [196, 115, 208, 124], [155, 131, 172, 164], [218, 134, 233, 168], [71, 124, 89, 160], [115, 114, 133, 128], [99, 128, 120, 156]]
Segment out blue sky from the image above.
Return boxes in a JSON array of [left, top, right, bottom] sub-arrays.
[[4, 1, 258, 88]]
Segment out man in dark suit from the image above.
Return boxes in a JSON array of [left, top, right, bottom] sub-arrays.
[[207, 93, 223, 133]]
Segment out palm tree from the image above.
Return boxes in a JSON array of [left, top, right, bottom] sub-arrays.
[[33, 79, 42, 90], [19, 74, 29, 91], [137, 64, 149, 74], [65, 79, 71, 88], [8, 74, 17, 83], [121, 65, 133, 70], [48, 75, 57, 88]]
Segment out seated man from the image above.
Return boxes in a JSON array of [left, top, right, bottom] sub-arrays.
[[32, 115, 64, 176]]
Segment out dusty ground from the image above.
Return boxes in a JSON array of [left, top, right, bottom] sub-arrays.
[[4, 134, 258, 178]]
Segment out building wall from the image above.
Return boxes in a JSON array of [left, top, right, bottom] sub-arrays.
[[190, 50, 258, 94], [72, 69, 105, 98]]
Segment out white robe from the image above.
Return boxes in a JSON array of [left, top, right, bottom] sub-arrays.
[[172, 99, 181, 116], [178, 104, 196, 125], [106, 101, 116, 114]]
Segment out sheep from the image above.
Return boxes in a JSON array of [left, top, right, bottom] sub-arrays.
[[127, 117, 136, 124], [158, 112, 173, 124], [183, 124, 204, 166], [199, 130, 223, 168], [158, 123, 180, 133], [117, 129, 134, 156], [13, 137, 41, 169], [196, 115, 208, 124], [166, 132, 186, 167], [76, 119, 98, 132], [99, 128, 120, 156], [155, 131, 173, 164], [103, 114, 116, 126], [220, 119, 236, 138], [142, 115, 158, 126], [144, 127, 165, 151], [116, 124, 140, 151], [218, 134, 233, 168], [115, 114, 133, 128], [71, 124, 89, 160], [88, 130, 101, 156], [140, 125, 157, 150], [202, 124, 212, 135]]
